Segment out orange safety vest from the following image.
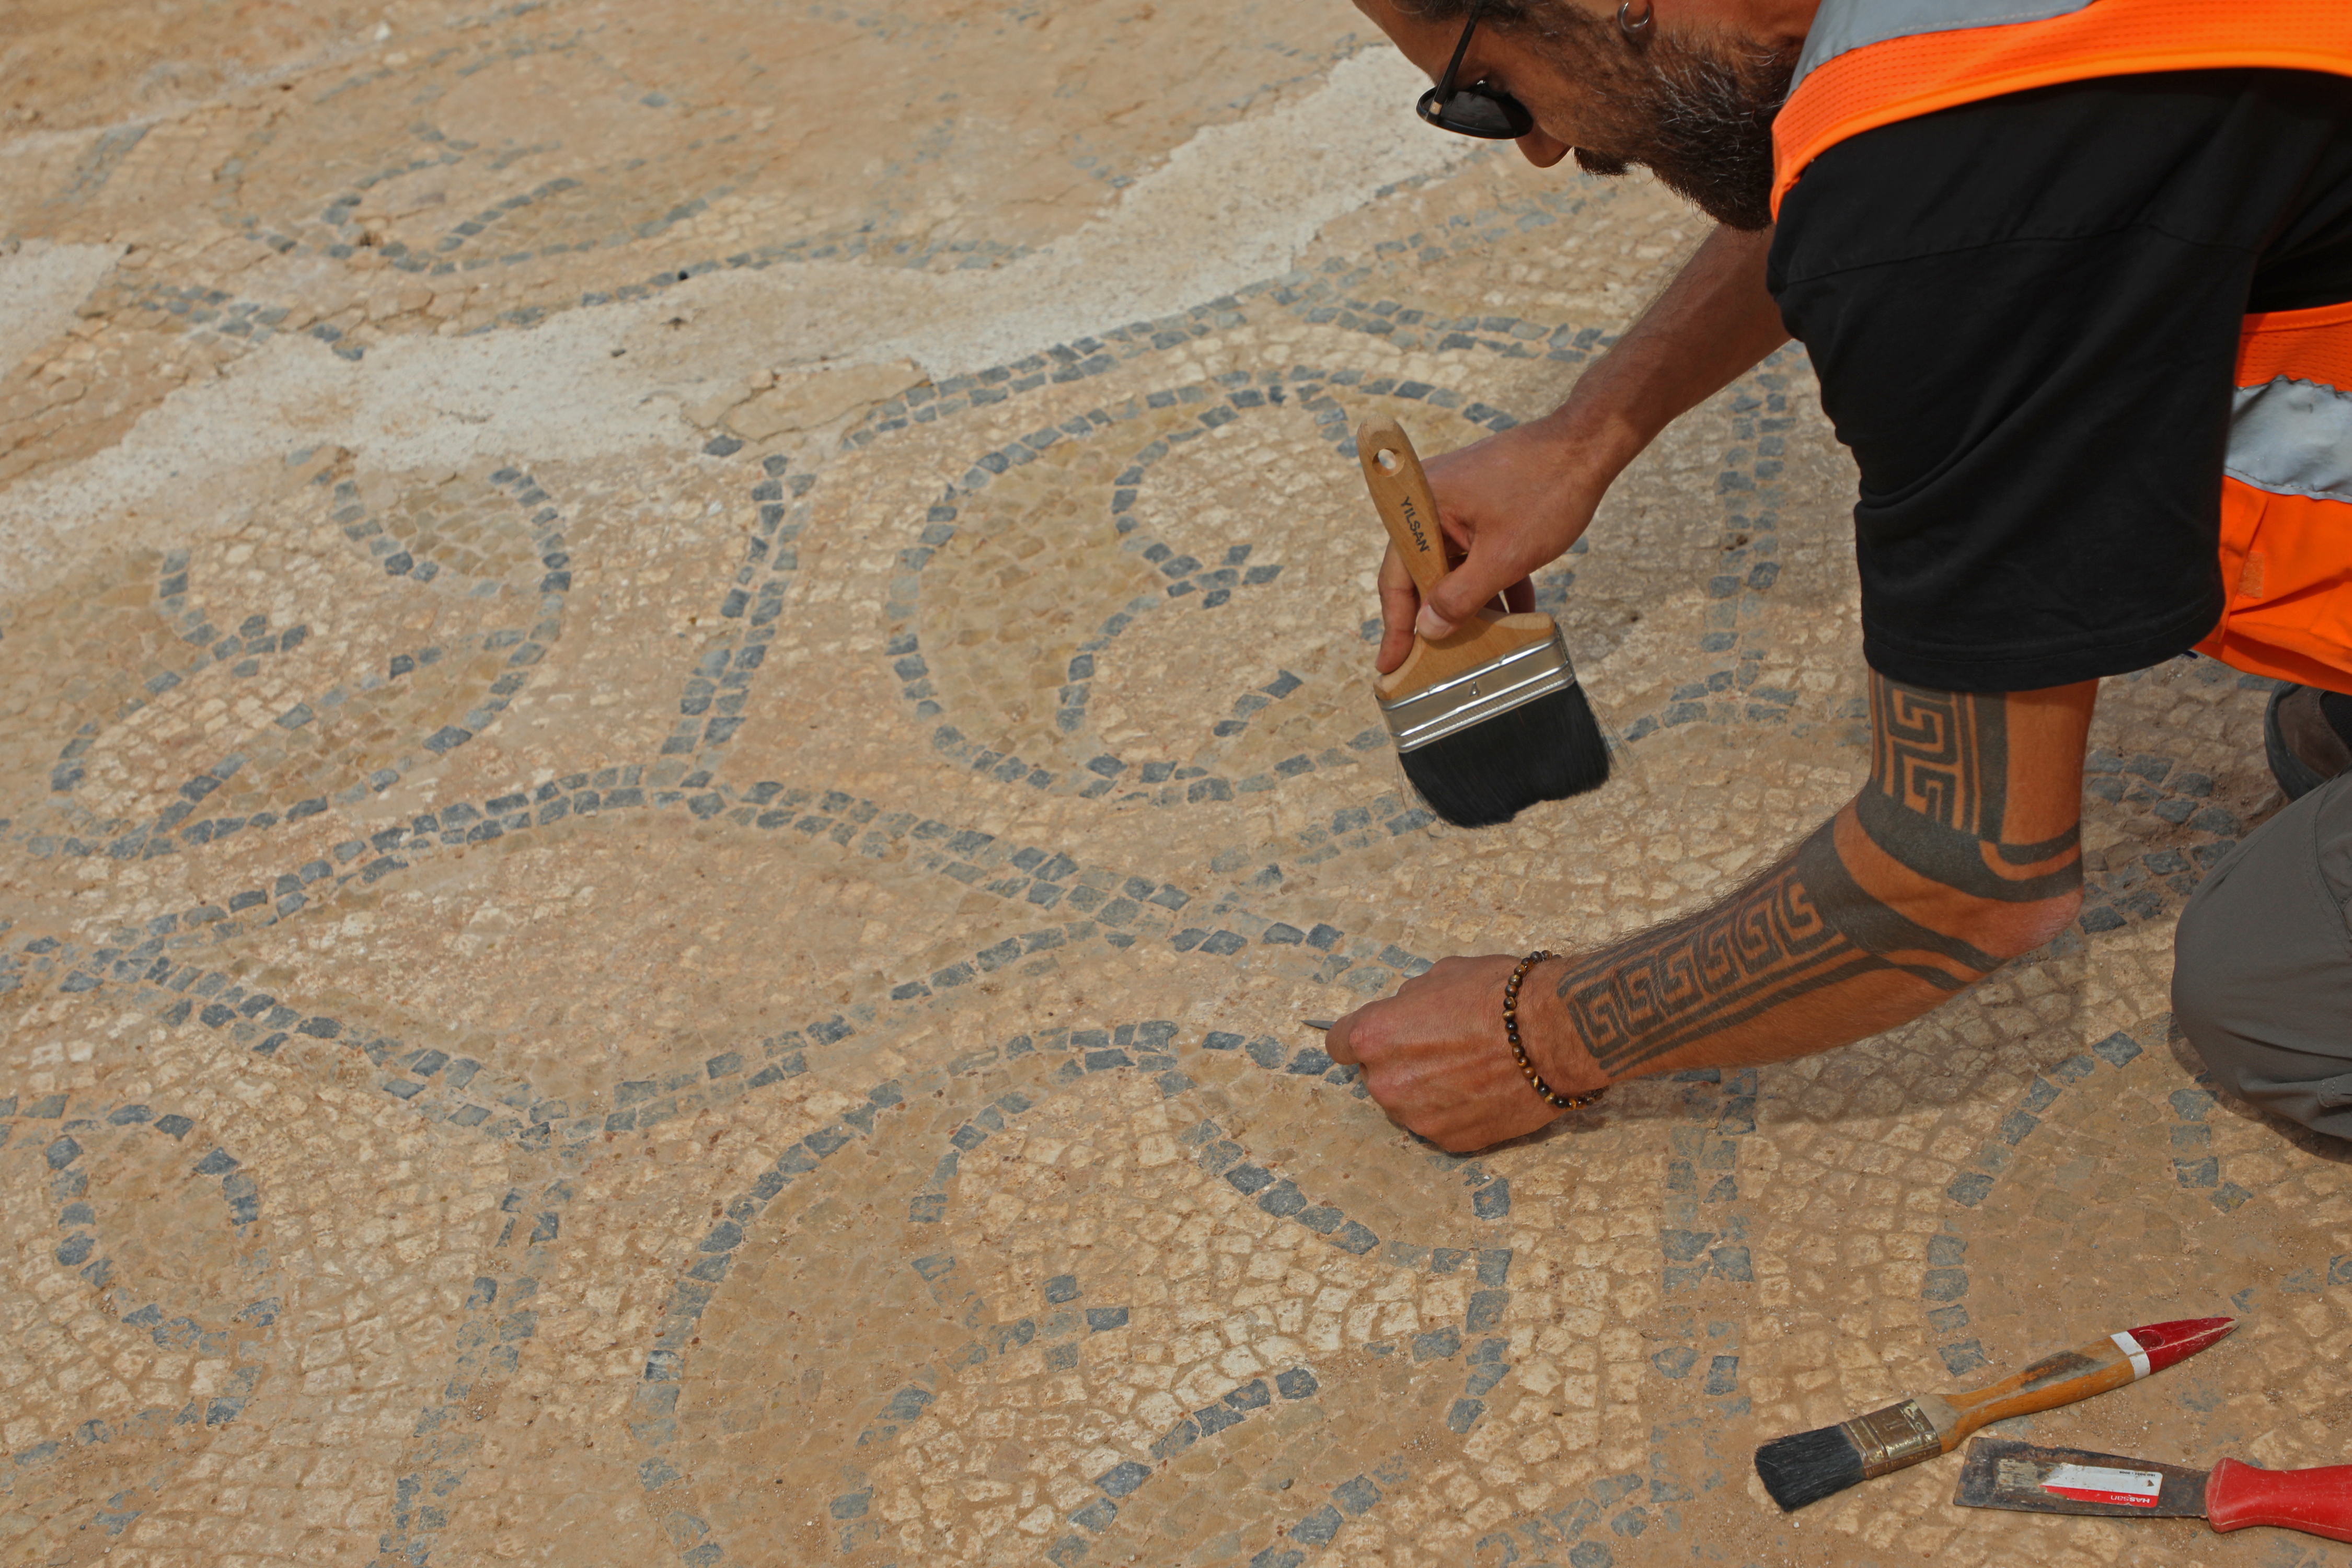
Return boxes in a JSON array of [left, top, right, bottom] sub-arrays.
[[1773, 0, 2352, 692]]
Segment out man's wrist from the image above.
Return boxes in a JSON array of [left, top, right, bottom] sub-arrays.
[[1532, 393, 1661, 499], [1516, 956, 1611, 1100]]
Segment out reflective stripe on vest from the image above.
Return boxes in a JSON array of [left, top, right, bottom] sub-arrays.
[[1789, 0, 2096, 100], [2198, 303, 2352, 691], [1773, 0, 2352, 219], [2231, 380, 2352, 507], [1773, 0, 2352, 689]]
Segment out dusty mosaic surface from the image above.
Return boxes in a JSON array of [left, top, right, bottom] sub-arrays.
[[2, 3, 2348, 1565]]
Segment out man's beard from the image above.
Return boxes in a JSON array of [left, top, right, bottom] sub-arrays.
[[1553, 24, 1798, 231]]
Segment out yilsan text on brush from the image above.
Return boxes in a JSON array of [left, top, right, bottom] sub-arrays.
[[1399, 497, 1435, 559]]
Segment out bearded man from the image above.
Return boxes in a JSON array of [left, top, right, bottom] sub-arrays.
[[1322, 0, 2352, 1150]]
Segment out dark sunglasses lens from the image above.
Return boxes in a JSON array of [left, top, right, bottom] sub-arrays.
[[1416, 84, 1533, 139]]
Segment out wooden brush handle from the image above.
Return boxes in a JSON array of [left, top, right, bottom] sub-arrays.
[[1355, 413, 1452, 598], [1843, 1320, 2234, 1482], [1932, 1334, 2141, 1449], [1354, 413, 1561, 699]]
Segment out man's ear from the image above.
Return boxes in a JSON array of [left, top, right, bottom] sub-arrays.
[[1517, 129, 1574, 167]]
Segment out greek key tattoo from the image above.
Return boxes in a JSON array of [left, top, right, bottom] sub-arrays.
[[1860, 678, 2079, 900], [1551, 837, 1890, 1068], [1872, 678, 2004, 836], [1558, 674, 2082, 1075]]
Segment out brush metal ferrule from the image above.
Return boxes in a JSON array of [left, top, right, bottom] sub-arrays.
[[1841, 1399, 1943, 1479], [1378, 628, 1576, 754]]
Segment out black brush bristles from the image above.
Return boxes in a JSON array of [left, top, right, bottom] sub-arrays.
[[1396, 683, 1610, 828], [1754, 1423, 1867, 1512]]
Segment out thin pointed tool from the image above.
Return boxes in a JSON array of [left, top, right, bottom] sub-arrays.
[[1302, 1019, 1334, 1031]]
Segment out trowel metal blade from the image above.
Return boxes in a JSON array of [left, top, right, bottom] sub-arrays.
[[1952, 1437, 2210, 1519]]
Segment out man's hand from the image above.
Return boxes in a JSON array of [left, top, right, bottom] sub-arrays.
[[1374, 420, 1599, 675], [1323, 955, 1607, 1152], [1373, 223, 1791, 676]]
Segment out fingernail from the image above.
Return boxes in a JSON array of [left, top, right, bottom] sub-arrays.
[[1415, 605, 1454, 640]]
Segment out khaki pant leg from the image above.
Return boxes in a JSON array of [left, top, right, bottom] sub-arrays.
[[2172, 770, 2352, 1138]]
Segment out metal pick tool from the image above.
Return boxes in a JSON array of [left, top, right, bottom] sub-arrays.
[[1301, 1019, 1334, 1031]]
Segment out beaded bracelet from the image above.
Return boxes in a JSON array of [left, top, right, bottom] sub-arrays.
[[1503, 950, 1608, 1112]]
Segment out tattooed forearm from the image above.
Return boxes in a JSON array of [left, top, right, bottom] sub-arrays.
[[1555, 673, 2089, 1078], [1553, 835, 1893, 1072]]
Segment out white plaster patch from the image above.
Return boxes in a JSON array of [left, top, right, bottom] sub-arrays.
[[0, 239, 123, 378], [0, 304, 683, 598], [639, 49, 1472, 384], [0, 49, 1462, 596], [866, 47, 1475, 376]]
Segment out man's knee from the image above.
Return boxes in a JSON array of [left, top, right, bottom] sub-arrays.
[[2168, 790, 2352, 1137], [2171, 890, 2254, 1093], [2171, 905, 2352, 1140]]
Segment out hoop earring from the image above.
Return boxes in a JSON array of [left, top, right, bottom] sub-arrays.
[[1616, 0, 1654, 38]]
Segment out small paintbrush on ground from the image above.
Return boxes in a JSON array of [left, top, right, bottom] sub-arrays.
[[1755, 1316, 2236, 1511], [1355, 414, 1609, 827]]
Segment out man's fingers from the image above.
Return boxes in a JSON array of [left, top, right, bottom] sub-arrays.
[[1375, 543, 1421, 676], [1322, 1009, 1362, 1066], [1420, 540, 1533, 637]]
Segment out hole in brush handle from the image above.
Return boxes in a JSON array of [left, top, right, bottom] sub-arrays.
[[1376, 448, 1401, 474]]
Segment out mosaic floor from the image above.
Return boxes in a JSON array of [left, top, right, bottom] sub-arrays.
[[3, 3, 2350, 1565]]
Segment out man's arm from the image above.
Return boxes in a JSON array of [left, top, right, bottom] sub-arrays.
[[1324, 675, 2095, 1151], [1379, 222, 1790, 672]]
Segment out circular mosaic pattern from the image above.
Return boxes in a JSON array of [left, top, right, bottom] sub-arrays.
[[0, 1096, 279, 1552]]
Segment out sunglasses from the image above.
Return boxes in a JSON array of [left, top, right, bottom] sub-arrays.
[[1415, 0, 1536, 140]]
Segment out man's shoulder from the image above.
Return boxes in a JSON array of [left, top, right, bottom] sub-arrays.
[[1771, 67, 2352, 284]]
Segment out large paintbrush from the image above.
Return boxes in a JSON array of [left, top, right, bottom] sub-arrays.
[[1754, 1316, 2236, 1511], [1354, 414, 1609, 827]]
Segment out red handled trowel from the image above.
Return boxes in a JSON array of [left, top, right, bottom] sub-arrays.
[[1954, 1436, 2352, 1542]]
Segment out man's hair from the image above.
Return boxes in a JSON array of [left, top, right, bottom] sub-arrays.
[[1392, 0, 1599, 35], [1392, 0, 1592, 34]]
